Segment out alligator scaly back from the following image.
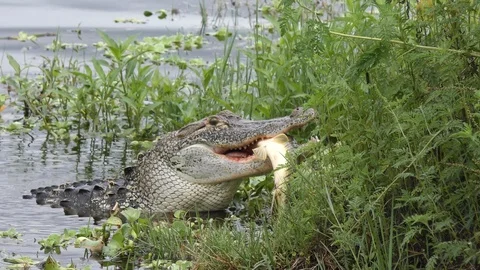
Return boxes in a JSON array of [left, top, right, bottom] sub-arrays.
[[24, 178, 128, 221], [23, 108, 316, 220]]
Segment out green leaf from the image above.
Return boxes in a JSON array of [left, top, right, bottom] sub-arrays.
[[173, 210, 187, 219], [0, 228, 22, 239], [172, 220, 189, 237], [7, 55, 21, 75], [156, 9, 168, 19], [44, 255, 61, 270], [106, 216, 123, 227], [3, 256, 39, 265], [121, 208, 142, 223], [103, 229, 124, 257], [92, 59, 106, 80], [206, 28, 232, 41]]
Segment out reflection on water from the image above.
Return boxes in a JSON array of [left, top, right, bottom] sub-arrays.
[[0, 133, 134, 269]]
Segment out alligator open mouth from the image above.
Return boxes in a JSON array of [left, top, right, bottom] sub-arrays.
[[213, 136, 273, 162]]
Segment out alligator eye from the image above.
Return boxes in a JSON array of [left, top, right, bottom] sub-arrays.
[[208, 117, 219, 126]]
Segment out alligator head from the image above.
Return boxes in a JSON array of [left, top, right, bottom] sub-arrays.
[[166, 107, 315, 184], [25, 108, 316, 219], [127, 107, 316, 213]]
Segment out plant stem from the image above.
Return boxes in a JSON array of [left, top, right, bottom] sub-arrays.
[[329, 31, 480, 58]]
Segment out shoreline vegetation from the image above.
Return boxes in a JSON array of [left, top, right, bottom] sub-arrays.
[[2, 0, 480, 269]]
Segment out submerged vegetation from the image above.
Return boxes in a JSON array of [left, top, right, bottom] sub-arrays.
[[2, 0, 480, 268]]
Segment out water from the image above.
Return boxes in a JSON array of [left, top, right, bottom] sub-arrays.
[[0, 133, 133, 268], [0, 0, 260, 75], [0, 0, 262, 268]]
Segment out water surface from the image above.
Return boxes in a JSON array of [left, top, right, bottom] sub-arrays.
[[0, 132, 134, 268]]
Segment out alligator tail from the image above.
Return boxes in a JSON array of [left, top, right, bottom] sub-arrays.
[[22, 177, 129, 223]]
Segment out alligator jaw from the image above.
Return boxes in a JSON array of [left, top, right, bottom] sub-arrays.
[[209, 108, 317, 163], [212, 136, 268, 162], [194, 108, 316, 152]]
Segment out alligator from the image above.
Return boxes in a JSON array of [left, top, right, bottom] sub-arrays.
[[23, 108, 315, 221]]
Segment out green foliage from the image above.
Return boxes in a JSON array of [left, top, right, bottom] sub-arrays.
[[3, 0, 480, 268], [142, 9, 168, 20], [262, 0, 480, 268], [0, 228, 21, 239], [38, 229, 77, 254], [3, 256, 41, 269], [3, 255, 91, 270], [0, 93, 6, 107], [113, 0, 480, 268], [1, 31, 208, 140]]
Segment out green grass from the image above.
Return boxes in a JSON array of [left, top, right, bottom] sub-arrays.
[[2, 0, 480, 269]]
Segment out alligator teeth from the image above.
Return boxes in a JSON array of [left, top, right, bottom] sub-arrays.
[[224, 137, 277, 153]]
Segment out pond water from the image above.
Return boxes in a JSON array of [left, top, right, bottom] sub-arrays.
[[0, 0, 261, 268], [0, 133, 133, 268], [0, 0, 258, 74]]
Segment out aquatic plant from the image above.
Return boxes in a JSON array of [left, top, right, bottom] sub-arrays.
[[1, 30, 211, 141], [0, 228, 22, 239], [3, 255, 91, 270], [38, 229, 77, 255]]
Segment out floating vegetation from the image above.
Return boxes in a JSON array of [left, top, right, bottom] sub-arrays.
[[45, 40, 88, 51], [93, 34, 204, 62], [3, 255, 90, 270], [38, 229, 77, 255], [143, 9, 169, 20], [3, 256, 40, 269], [0, 30, 209, 140], [0, 31, 56, 42], [156, 9, 168, 19], [0, 228, 22, 240], [113, 18, 147, 24], [206, 27, 232, 41]]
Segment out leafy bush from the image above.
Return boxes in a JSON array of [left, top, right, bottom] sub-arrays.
[[3, 0, 480, 268], [253, 0, 480, 268]]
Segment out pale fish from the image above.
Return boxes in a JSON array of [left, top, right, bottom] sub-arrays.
[[253, 133, 291, 208]]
